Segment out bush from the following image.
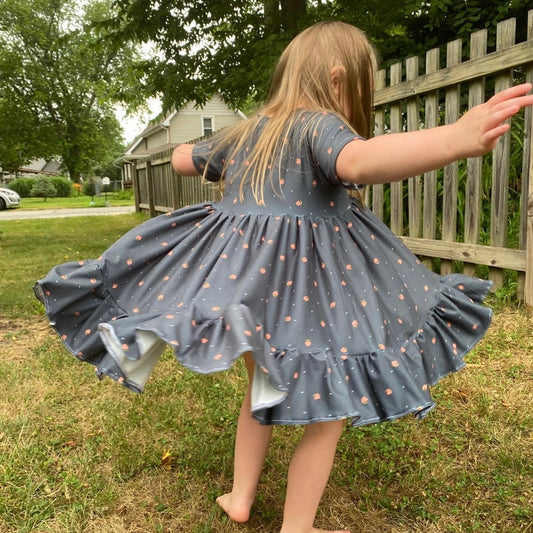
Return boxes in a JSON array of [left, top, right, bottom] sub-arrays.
[[7, 178, 35, 198], [31, 176, 57, 201], [50, 176, 73, 197], [112, 189, 134, 200], [83, 180, 96, 198]]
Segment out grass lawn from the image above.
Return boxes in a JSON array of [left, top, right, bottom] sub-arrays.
[[14, 194, 134, 211], [0, 216, 532, 532]]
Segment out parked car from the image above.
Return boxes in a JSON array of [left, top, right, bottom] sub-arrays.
[[0, 187, 21, 210]]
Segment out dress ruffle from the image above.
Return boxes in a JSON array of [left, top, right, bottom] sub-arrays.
[[35, 200, 492, 426], [254, 275, 491, 426]]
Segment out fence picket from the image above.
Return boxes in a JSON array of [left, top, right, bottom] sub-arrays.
[[490, 19, 516, 288], [441, 39, 462, 275], [464, 29, 487, 278], [389, 62, 403, 235], [372, 69, 386, 219], [422, 48, 440, 269], [406, 56, 422, 239]]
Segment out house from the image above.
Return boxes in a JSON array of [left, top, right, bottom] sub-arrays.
[[1, 158, 62, 185], [117, 94, 246, 187]]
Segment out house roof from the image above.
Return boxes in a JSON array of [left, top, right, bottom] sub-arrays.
[[138, 110, 178, 138], [17, 158, 62, 175]]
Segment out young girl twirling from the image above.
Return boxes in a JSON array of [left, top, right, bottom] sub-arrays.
[[36, 21, 533, 533]]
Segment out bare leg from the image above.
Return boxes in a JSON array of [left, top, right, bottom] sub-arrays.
[[216, 352, 273, 522], [280, 420, 349, 533]]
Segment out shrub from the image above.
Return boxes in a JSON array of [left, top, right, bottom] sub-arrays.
[[31, 176, 57, 201], [83, 180, 96, 198], [112, 189, 134, 200], [50, 176, 73, 197], [7, 178, 35, 198]]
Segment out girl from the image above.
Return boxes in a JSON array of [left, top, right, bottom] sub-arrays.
[[35, 21, 533, 533]]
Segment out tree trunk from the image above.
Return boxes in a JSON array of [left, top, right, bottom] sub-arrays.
[[280, 0, 306, 37], [264, 0, 307, 36], [264, 0, 280, 32]]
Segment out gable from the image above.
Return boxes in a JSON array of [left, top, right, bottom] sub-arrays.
[[124, 95, 245, 156]]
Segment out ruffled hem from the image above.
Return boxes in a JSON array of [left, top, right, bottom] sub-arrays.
[[253, 274, 492, 426], [35, 267, 492, 427]]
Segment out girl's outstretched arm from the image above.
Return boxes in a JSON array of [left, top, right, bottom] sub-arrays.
[[171, 143, 199, 175], [336, 83, 533, 186]]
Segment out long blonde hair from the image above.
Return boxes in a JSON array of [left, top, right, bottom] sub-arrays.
[[207, 21, 377, 204]]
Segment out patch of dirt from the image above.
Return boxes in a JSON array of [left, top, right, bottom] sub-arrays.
[[0, 315, 54, 362]]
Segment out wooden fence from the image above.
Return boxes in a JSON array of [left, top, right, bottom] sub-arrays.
[[131, 10, 533, 308]]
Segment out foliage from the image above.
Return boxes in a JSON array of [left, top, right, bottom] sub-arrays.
[[397, 0, 532, 65], [103, 0, 532, 112], [50, 176, 74, 198], [82, 180, 97, 198], [0, 98, 53, 174], [0, 0, 135, 180], [112, 189, 134, 201], [6, 178, 35, 198], [30, 177, 57, 202]]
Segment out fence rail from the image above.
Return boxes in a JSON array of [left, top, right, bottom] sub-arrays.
[[131, 10, 533, 309]]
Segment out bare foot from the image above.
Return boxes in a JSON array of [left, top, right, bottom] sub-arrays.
[[216, 492, 253, 523]]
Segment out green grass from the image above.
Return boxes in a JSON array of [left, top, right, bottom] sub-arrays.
[[0, 215, 148, 319], [0, 216, 532, 532], [14, 193, 134, 211]]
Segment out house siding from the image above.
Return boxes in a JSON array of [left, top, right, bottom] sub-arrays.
[[122, 95, 245, 165], [169, 95, 243, 143], [147, 128, 168, 150]]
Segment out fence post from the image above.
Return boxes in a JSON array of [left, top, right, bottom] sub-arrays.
[[518, 11, 533, 301], [133, 163, 141, 212], [146, 160, 156, 218], [526, 126, 533, 313]]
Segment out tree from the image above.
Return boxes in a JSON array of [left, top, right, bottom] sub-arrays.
[[0, 96, 53, 174], [107, 0, 311, 112], [105, 0, 531, 113], [0, 0, 139, 181], [31, 177, 57, 202]]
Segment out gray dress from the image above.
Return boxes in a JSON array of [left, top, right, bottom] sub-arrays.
[[34, 111, 492, 426]]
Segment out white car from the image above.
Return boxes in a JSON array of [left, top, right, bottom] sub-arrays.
[[0, 187, 21, 210]]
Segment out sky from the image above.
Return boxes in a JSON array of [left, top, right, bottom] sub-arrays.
[[116, 97, 162, 145]]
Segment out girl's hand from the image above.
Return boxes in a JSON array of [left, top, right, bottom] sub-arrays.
[[456, 82, 533, 158]]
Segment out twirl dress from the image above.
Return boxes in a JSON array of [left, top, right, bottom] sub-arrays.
[[34, 111, 492, 426]]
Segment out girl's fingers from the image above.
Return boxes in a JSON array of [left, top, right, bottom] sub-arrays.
[[483, 123, 510, 145], [489, 103, 521, 126], [488, 82, 532, 105]]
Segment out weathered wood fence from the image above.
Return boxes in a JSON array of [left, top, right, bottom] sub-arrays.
[[132, 11, 533, 308]]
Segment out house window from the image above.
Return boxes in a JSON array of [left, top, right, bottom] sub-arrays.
[[202, 116, 214, 136]]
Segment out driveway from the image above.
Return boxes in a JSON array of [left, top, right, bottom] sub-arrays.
[[0, 205, 136, 220]]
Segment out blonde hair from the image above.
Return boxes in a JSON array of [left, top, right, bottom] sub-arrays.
[[206, 21, 377, 204]]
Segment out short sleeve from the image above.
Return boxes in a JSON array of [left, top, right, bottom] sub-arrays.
[[307, 113, 365, 190], [192, 138, 225, 182]]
